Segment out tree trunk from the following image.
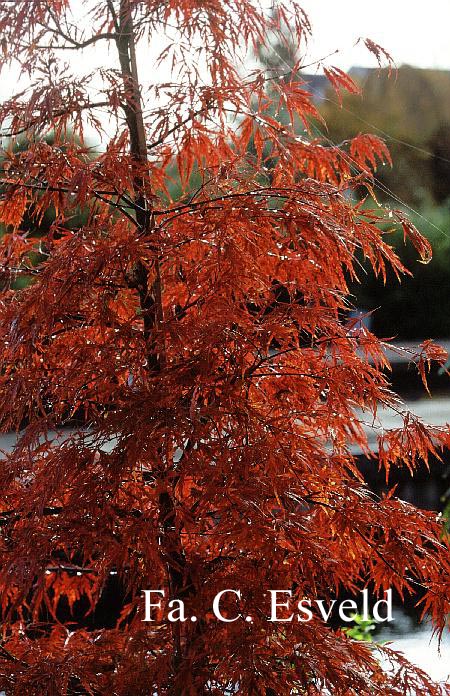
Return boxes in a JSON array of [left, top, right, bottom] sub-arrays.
[[113, 2, 195, 691]]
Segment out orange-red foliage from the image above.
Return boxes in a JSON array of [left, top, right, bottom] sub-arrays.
[[0, 1, 449, 694]]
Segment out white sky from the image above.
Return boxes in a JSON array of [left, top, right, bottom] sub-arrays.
[[299, 0, 450, 71]]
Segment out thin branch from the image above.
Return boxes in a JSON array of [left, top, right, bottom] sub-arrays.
[[0, 644, 28, 668], [92, 190, 139, 228], [0, 178, 118, 199], [0, 177, 142, 228], [146, 103, 212, 151], [45, 4, 116, 49], [244, 348, 298, 378], [16, 34, 116, 51], [153, 185, 314, 217], [45, 564, 96, 574], [46, 32, 116, 50], [0, 101, 110, 138], [107, 0, 121, 34], [0, 266, 41, 276]]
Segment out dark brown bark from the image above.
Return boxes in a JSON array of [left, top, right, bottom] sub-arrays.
[[113, 4, 196, 690]]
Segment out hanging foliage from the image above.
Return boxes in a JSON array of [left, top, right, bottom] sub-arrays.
[[0, 1, 448, 694]]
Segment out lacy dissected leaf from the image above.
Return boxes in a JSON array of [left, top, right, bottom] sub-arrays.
[[0, 1, 448, 695]]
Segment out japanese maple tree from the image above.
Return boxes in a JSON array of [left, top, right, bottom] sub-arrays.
[[0, 1, 449, 694]]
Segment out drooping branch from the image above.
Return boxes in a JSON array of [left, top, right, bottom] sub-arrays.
[[40, 31, 117, 50], [0, 100, 110, 138], [44, 3, 116, 49]]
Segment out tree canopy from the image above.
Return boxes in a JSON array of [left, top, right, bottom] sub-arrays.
[[0, 2, 449, 694]]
